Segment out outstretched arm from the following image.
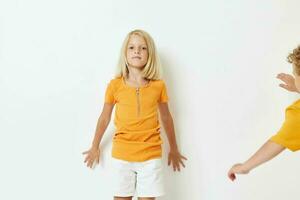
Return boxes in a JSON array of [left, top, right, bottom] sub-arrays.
[[228, 140, 285, 181]]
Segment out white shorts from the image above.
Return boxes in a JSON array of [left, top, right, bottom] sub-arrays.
[[111, 158, 165, 198]]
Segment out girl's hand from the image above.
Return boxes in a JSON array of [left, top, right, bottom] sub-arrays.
[[277, 73, 299, 92], [228, 163, 249, 181], [82, 147, 100, 168], [168, 150, 187, 172]]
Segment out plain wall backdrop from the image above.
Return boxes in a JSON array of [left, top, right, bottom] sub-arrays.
[[1, 0, 300, 199]]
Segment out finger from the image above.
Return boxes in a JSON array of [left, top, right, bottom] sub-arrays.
[[227, 170, 234, 180], [96, 156, 100, 164], [82, 151, 89, 155], [277, 77, 285, 82], [172, 161, 176, 172], [277, 73, 285, 77], [180, 155, 188, 160], [277, 73, 289, 78], [279, 84, 290, 90], [176, 162, 181, 172], [90, 161, 94, 169], [86, 159, 91, 167], [277, 73, 286, 78], [168, 155, 171, 166], [179, 159, 186, 168], [88, 159, 94, 168], [175, 164, 179, 172], [278, 77, 289, 84], [84, 154, 92, 163], [228, 172, 236, 181], [174, 160, 180, 172], [277, 74, 291, 83], [276, 74, 283, 80], [231, 173, 236, 181], [86, 161, 90, 168], [88, 156, 94, 165]]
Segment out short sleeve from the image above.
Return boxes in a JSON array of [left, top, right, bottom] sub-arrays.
[[104, 80, 116, 104], [270, 106, 300, 152], [158, 81, 169, 103]]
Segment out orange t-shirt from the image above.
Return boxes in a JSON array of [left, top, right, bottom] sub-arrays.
[[270, 99, 300, 151], [105, 76, 169, 162]]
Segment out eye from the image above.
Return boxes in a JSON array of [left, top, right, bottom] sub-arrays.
[[142, 47, 147, 50], [128, 46, 134, 49]]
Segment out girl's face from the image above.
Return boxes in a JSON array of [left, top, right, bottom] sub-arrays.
[[292, 64, 300, 92], [126, 34, 148, 69]]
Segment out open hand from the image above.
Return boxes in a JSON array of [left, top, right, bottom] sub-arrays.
[[168, 150, 187, 172], [277, 73, 299, 92], [228, 163, 249, 181], [82, 147, 100, 168]]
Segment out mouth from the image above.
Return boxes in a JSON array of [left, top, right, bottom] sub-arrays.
[[132, 56, 141, 59]]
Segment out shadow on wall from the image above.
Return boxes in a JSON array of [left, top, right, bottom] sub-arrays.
[[158, 53, 203, 200]]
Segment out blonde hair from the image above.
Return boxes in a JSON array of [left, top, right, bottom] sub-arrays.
[[115, 29, 162, 80], [287, 45, 300, 75]]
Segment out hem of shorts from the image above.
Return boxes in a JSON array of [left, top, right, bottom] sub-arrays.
[[136, 192, 165, 198], [113, 193, 135, 197]]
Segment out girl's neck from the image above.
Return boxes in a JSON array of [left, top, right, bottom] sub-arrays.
[[125, 66, 149, 87], [127, 66, 147, 83]]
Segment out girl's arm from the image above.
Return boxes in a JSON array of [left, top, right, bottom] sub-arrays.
[[82, 103, 114, 168], [158, 103, 187, 171], [228, 140, 285, 181], [91, 103, 114, 148]]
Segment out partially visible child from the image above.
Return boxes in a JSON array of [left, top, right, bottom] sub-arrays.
[[83, 29, 187, 199], [228, 46, 300, 181]]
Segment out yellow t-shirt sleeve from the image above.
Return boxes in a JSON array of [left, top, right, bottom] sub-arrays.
[[104, 80, 116, 104], [158, 81, 169, 103], [270, 103, 300, 152]]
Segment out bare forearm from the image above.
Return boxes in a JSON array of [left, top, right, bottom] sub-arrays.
[[243, 140, 285, 171], [91, 116, 110, 148], [162, 116, 178, 151]]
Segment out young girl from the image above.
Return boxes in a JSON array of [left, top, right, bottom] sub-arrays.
[[228, 46, 300, 181], [82, 29, 187, 199]]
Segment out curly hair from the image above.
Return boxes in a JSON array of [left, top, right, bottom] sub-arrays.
[[287, 46, 300, 75]]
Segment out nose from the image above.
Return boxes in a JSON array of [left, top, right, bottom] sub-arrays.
[[134, 47, 141, 54]]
